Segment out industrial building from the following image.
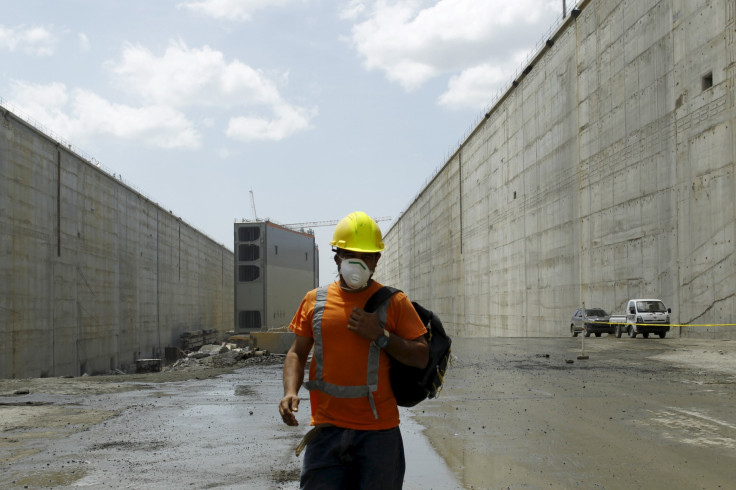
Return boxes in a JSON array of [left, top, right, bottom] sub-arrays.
[[234, 220, 318, 333]]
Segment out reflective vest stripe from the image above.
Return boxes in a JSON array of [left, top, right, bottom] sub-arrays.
[[304, 285, 389, 419], [310, 286, 328, 380]]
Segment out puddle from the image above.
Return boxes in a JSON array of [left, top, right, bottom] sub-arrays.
[[235, 385, 256, 396], [2, 363, 463, 489], [401, 411, 463, 489]]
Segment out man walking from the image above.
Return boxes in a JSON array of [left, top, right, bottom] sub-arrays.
[[279, 211, 429, 489]]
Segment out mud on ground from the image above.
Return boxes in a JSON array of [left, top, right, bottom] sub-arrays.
[[2, 338, 736, 489], [0, 355, 285, 489], [415, 336, 736, 489]]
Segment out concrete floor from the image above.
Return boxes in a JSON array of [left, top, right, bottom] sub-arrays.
[[417, 336, 736, 489], [0, 358, 460, 489], [2, 336, 736, 489]]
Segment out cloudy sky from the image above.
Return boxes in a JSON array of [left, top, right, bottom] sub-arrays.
[[1, 0, 567, 284]]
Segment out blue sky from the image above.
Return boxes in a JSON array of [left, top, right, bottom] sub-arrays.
[[1, 0, 566, 284]]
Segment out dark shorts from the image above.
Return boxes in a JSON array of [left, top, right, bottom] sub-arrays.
[[301, 425, 405, 490]]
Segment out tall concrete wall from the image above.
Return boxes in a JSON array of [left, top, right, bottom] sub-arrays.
[[379, 0, 736, 339], [0, 107, 234, 379]]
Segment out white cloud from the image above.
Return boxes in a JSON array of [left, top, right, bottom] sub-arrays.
[[73, 91, 201, 149], [111, 41, 312, 141], [437, 50, 528, 109], [338, 0, 367, 20], [178, 0, 296, 21], [8, 80, 201, 149], [108, 39, 314, 141], [227, 103, 314, 142], [346, 0, 560, 97], [0, 24, 56, 56], [6, 35, 314, 148], [7, 81, 72, 132], [78, 33, 91, 52], [110, 40, 278, 106]]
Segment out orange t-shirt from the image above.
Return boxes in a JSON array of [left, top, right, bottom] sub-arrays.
[[289, 281, 427, 430]]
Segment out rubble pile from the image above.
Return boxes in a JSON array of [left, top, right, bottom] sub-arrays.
[[164, 343, 281, 372], [179, 329, 219, 351]]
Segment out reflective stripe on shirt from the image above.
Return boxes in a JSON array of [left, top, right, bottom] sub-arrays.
[[303, 285, 390, 419]]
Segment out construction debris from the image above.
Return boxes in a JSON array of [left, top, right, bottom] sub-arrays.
[[135, 359, 163, 373], [164, 342, 275, 372], [179, 329, 219, 351]]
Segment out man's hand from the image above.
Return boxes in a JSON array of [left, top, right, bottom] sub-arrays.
[[280, 335, 312, 427], [279, 394, 300, 426], [349, 307, 429, 369], [346, 307, 383, 341]]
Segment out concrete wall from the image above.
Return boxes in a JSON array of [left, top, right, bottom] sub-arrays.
[[1, 107, 234, 379], [379, 0, 736, 339]]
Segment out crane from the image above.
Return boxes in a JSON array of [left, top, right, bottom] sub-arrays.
[[240, 192, 391, 228], [249, 189, 258, 221], [283, 216, 392, 229]]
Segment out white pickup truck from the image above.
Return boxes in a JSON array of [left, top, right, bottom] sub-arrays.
[[609, 299, 672, 339]]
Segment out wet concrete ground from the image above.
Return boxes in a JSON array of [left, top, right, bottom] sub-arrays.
[[0, 358, 460, 489], [418, 336, 736, 489], [2, 336, 736, 489]]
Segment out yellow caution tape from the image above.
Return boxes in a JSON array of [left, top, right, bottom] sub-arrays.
[[586, 321, 736, 328], [665, 324, 736, 328]]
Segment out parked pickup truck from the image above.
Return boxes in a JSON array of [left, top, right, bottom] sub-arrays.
[[609, 299, 672, 338]]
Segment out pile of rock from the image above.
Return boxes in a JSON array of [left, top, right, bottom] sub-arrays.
[[164, 343, 275, 372], [179, 329, 219, 351]]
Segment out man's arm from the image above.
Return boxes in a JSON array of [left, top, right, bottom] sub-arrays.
[[382, 333, 429, 368], [279, 335, 314, 426], [347, 308, 429, 368]]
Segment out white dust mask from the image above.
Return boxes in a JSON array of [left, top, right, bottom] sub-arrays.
[[340, 258, 372, 290]]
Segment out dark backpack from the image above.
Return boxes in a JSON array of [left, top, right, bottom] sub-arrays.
[[364, 287, 452, 407]]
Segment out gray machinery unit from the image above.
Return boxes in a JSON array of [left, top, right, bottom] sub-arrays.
[[234, 221, 318, 333]]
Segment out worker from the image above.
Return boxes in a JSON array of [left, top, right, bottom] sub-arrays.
[[279, 211, 429, 489]]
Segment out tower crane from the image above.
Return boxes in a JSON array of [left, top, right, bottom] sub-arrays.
[[249, 189, 258, 220], [239, 193, 391, 228], [283, 216, 392, 229]]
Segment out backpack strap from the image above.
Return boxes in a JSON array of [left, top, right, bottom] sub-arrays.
[[364, 286, 401, 314]]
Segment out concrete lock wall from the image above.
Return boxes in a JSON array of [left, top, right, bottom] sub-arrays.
[[0, 108, 234, 379], [379, 0, 736, 340]]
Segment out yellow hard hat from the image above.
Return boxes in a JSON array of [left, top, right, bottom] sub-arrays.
[[330, 211, 385, 253]]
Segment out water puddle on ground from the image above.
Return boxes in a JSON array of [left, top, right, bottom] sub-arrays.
[[234, 384, 256, 396], [401, 412, 463, 489]]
